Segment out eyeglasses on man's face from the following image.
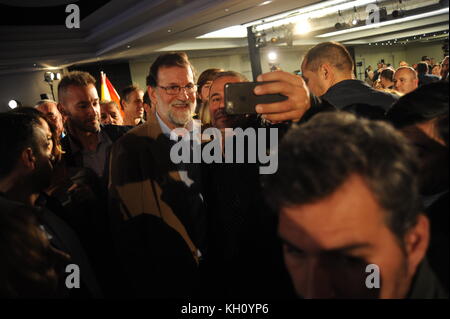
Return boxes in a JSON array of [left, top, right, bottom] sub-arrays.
[[157, 84, 198, 95]]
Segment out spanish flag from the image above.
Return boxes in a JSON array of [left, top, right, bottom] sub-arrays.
[[100, 71, 123, 115]]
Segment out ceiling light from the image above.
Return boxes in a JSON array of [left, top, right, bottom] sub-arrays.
[[44, 72, 55, 82], [317, 8, 449, 38], [8, 100, 20, 109], [268, 51, 278, 62], [199, 0, 377, 39], [294, 19, 311, 35], [197, 25, 248, 38], [258, 1, 273, 6], [245, 0, 376, 29]]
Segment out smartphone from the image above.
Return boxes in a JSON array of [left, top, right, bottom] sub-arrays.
[[224, 81, 288, 115]]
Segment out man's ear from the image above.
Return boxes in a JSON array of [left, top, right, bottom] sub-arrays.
[[403, 214, 430, 278], [319, 64, 333, 81], [148, 86, 157, 107], [21, 148, 36, 170], [57, 102, 64, 115]]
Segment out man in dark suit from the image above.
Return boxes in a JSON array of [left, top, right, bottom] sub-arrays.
[[417, 62, 440, 87], [0, 112, 101, 298]]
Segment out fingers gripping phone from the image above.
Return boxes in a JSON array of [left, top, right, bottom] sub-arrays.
[[224, 81, 288, 115]]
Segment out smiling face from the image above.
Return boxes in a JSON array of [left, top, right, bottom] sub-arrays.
[[59, 84, 100, 133], [279, 174, 420, 299], [149, 66, 196, 130]]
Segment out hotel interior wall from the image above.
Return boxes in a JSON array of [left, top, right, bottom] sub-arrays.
[[0, 70, 65, 113], [0, 41, 445, 113], [128, 41, 446, 87]]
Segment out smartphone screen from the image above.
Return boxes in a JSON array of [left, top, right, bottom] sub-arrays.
[[224, 81, 288, 115]]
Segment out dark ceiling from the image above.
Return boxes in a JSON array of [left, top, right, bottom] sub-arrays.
[[0, 0, 111, 25]]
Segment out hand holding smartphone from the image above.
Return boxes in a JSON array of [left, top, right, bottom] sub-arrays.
[[224, 81, 288, 115]]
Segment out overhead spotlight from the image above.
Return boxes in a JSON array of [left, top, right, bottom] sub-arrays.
[[54, 72, 61, 81], [335, 10, 347, 30], [294, 19, 311, 35], [379, 7, 388, 21], [8, 99, 21, 109], [255, 37, 266, 48], [268, 51, 278, 62], [392, 0, 406, 18], [351, 6, 360, 26], [392, 9, 405, 18], [270, 37, 279, 43], [44, 71, 55, 83]]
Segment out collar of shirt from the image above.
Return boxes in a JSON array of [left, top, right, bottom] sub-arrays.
[[155, 111, 201, 143], [68, 129, 109, 155]]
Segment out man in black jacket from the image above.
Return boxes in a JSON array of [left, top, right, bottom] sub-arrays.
[[263, 112, 447, 299], [0, 112, 101, 298], [56, 71, 131, 296], [300, 42, 397, 115]]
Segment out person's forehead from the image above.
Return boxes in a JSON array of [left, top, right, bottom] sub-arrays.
[[279, 175, 386, 251], [395, 70, 411, 79], [37, 119, 51, 136], [210, 76, 242, 93], [39, 102, 57, 112], [157, 65, 193, 83], [65, 84, 98, 100]]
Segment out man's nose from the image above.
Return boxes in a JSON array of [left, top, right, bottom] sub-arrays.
[[177, 88, 190, 100], [305, 258, 335, 299]]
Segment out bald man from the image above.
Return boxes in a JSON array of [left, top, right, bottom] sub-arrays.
[[35, 99, 65, 138], [394, 67, 419, 95]]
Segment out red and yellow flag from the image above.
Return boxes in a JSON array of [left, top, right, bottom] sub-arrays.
[[100, 71, 123, 116]]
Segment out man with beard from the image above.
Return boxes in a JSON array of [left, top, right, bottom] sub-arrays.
[[109, 52, 205, 298], [0, 112, 101, 298], [108, 53, 314, 298], [263, 112, 446, 299], [202, 70, 338, 298], [57, 71, 130, 179], [57, 71, 130, 296]]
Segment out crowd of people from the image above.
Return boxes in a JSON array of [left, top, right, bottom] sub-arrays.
[[365, 55, 449, 96], [0, 41, 448, 299]]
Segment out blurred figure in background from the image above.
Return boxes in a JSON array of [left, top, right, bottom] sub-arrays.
[[440, 56, 449, 81], [379, 68, 395, 89], [100, 100, 123, 125], [142, 90, 152, 121], [120, 85, 145, 126], [387, 81, 449, 291], [394, 67, 418, 94], [432, 64, 442, 78], [35, 99, 65, 138], [195, 68, 223, 125], [417, 62, 440, 87]]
